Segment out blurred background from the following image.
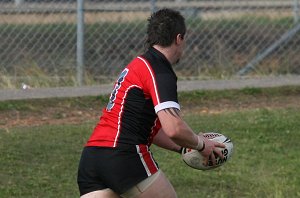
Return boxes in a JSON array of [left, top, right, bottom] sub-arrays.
[[0, 0, 299, 89]]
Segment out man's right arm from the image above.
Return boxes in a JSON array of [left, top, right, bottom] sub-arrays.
[[156, 108, 225, 165]]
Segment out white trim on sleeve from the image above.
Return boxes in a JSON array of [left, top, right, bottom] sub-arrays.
[[154, 101, 180, 113]]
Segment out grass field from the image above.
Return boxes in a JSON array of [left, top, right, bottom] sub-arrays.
[[1, 87, 300, 198]]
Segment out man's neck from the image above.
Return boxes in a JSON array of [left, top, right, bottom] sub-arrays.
[[152, 45, 176, 65]]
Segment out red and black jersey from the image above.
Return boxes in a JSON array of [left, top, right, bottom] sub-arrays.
[[86, 47, 180, 148]]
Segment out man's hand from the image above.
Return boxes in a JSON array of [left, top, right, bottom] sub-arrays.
[[198, 134, 226, 166]]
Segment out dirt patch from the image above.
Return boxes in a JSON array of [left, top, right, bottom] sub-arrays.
[[181, 95, 300, 115], [1, 108, 99, 129], [1, 93, 300, 130]]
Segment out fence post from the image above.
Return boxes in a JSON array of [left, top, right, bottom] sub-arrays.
[[150, 0, 156, 13], [15, 0, 24, 6], [76, 0, 85, 86], [294, 0, 299, 24]]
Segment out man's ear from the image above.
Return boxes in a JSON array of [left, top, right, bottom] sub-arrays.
[[175, 34, 183, 45]]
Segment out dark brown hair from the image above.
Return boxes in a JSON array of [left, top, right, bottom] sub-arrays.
[[146, 8, 186, 48]]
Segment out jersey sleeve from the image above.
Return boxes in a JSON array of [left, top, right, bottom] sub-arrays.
[[137, 57, 180, 114], [152, 73, 180, 113]]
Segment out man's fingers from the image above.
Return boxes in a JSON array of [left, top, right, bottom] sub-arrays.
[[202, 156, 208, 166], [213, 149, 224, 159], [201, 140, 226, 166], [210, 152, 216, 166], [215, 142, 226, 148]]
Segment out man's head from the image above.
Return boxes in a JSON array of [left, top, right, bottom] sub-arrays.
[[146, 8, 186, 48]]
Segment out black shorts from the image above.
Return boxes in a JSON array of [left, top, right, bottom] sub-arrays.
[[77, 144, 159, 196]]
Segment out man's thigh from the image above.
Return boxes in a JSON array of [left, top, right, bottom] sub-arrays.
[[121, 170, 177, 198]]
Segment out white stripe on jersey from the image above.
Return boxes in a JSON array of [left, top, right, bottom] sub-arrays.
[[154, 101, 180, 113], [136, 145, 151, 176], [135, 145, 158, 176], [137, 56, 160, 104], [113, 84, 142, 147]]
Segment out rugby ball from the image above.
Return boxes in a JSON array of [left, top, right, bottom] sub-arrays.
[[182, 132, 233, 170]]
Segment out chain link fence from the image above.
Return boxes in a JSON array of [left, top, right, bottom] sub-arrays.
[[0, 0, 299, 89]]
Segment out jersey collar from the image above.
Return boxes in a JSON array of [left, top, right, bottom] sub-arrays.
[[148, 47, 175, 74]]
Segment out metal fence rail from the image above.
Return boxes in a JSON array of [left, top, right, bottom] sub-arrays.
[[0, 0, 299, 89]]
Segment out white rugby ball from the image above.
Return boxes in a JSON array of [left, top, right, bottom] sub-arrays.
[[182, 132, 233, 170]]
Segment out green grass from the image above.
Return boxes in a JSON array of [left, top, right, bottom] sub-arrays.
[[0, 124, 89, 198], [1, 88, 300, 197], [154, 107, 300, 198]]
